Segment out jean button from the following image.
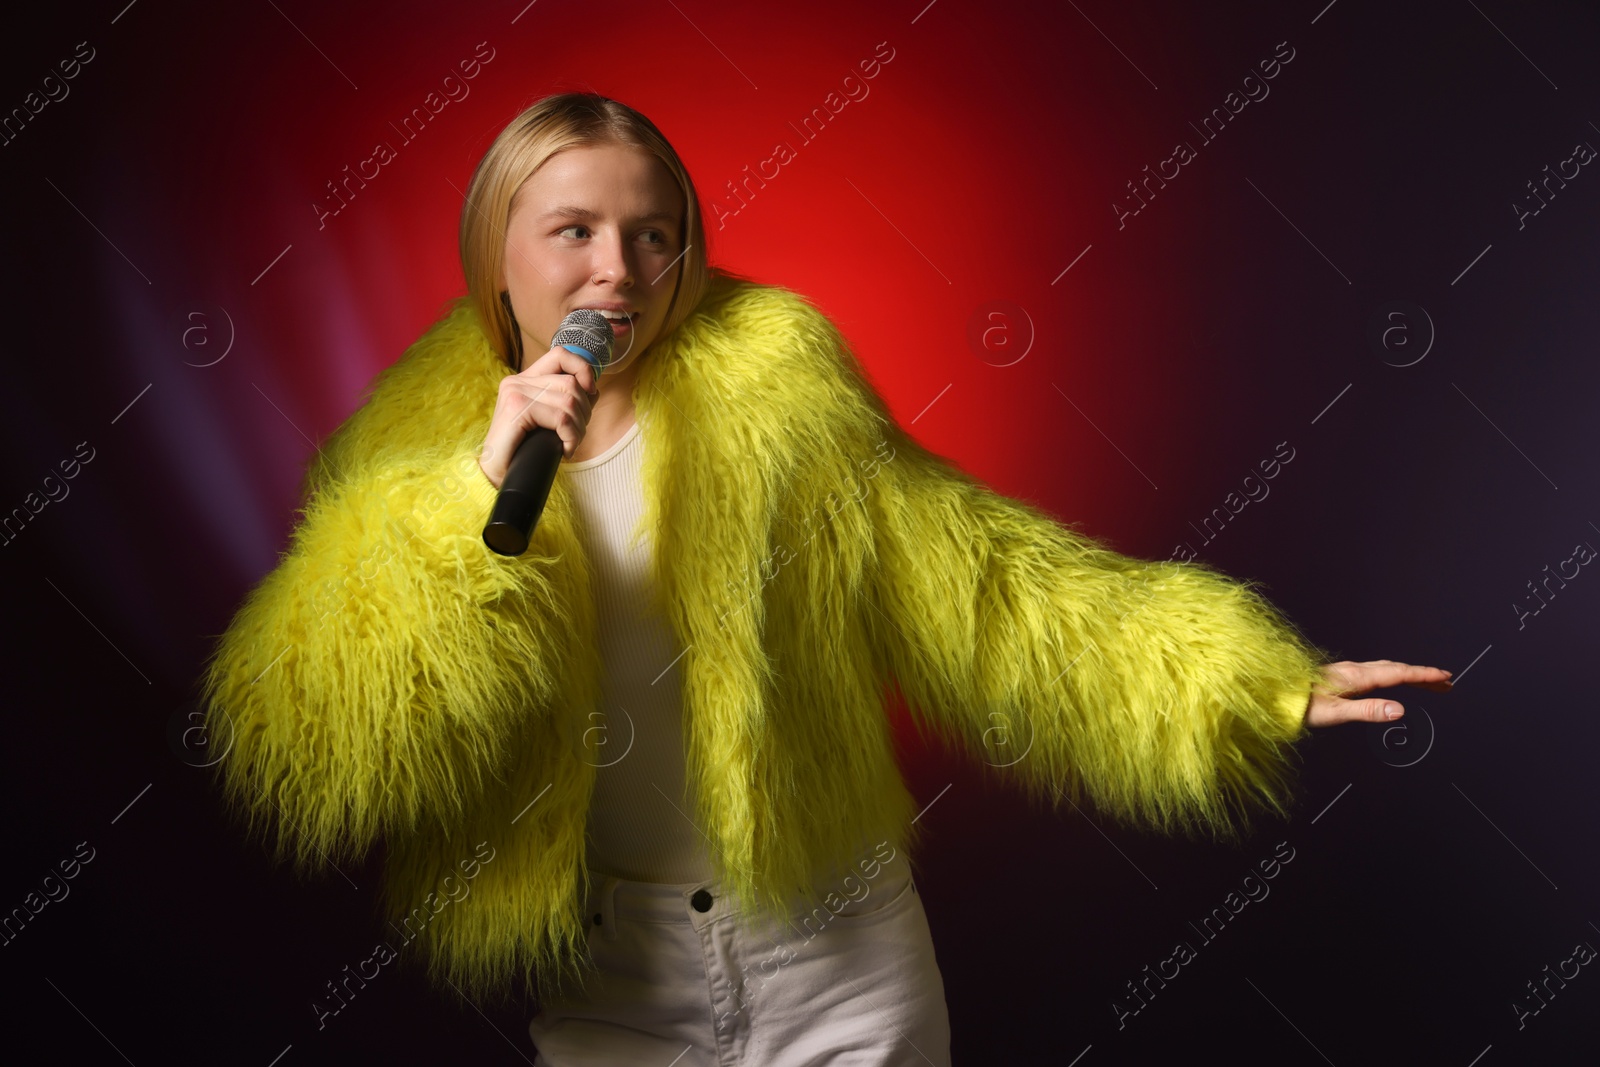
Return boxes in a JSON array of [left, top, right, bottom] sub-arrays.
[[691, 888, 714, 912]]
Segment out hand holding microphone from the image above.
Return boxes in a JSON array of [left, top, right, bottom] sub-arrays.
[[481, 309, 615, 556]]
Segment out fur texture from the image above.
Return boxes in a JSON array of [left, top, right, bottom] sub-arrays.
[[200, 269, 1329, 998]]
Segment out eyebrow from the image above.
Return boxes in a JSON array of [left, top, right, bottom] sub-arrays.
[[537, 205, 681, 225]]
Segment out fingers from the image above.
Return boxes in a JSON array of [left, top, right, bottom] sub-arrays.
[[516, 383, 592, 424], [518, 396, 587, 457], [1305, 658, 1458, 728], [1321, 659, 1452, 696], [1360, 698, 1404, 723], [525, 346, 600, 395], [1304, 693, 1407, 728], [502, 369, 594, 423], [484, 347, 601, 479], [491, 375, 593, 460]]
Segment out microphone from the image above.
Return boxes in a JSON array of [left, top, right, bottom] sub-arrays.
[[482, 308, 615, 556]]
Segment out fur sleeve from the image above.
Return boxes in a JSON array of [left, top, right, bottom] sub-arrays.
[[864, 426, 1331, 841], [199, 436, 586, 873], [695, 280, 1327, 842]]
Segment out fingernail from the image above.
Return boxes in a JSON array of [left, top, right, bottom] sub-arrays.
[[1385, 704, 1400, 720]]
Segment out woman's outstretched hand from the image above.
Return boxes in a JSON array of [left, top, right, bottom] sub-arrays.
[[1304, 659, 1453, 728]]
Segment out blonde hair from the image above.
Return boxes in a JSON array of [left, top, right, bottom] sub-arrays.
[[459, 92, 710, 367]]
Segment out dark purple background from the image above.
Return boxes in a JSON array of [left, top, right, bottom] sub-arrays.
[[3, 0, 1596, 1062]]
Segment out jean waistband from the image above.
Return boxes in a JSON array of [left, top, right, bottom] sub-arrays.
[[586, 873, 715, 925], [583, 841, 909, 938]]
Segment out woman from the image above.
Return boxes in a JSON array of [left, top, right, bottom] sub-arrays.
[[202, 93, 1450, 1065]]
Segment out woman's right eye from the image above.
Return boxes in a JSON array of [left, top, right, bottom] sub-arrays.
[[557, 225, 589, 239]]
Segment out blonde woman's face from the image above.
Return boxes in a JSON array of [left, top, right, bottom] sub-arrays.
[[500, 143, 686, 375]]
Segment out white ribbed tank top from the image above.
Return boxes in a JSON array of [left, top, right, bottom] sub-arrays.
[[562, 416, 719, 885]]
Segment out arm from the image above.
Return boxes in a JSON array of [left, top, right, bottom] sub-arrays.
[[200, 432, 584, 873], [863, 425, 1331, 841], [732, 282, 1326, 838]]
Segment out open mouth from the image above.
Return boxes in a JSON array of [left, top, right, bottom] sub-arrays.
[[593, 310, 637, 334]]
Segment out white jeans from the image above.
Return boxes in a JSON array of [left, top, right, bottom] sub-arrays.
[[528, 852, 952, 1066]]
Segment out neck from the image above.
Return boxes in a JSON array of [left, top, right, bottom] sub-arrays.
[[595, 354, 641, 418]]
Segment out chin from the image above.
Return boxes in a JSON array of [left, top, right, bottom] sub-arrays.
[[608, 333, 651, 371], [604, 351, 639, 379]]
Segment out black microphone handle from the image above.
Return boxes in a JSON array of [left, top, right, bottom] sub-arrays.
[[481, 423, 564, 556]]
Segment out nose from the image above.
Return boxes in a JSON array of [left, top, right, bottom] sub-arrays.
[[591, 229, 633, 287]]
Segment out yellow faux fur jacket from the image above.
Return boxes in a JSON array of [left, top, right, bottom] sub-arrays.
[[201, 269, 1328, 998]]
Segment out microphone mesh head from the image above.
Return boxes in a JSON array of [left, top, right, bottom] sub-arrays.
[[552, 309, 616, 369]]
